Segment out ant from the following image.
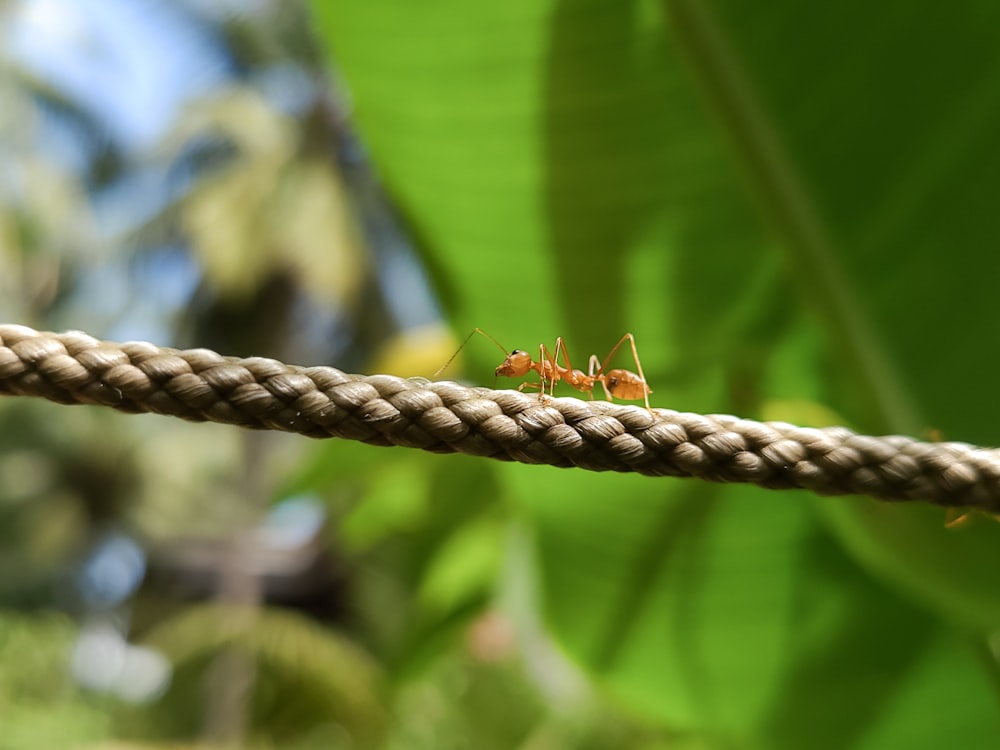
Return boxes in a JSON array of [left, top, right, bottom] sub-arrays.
[[434, 328, 653, 411]]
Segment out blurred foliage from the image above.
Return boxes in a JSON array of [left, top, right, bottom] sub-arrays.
[[163, 87, 367, 310], [0, 611, 112, 748], [309, 0, 1000, 748], [132, 604, 387, 747], [3, 0, 1000, 749]]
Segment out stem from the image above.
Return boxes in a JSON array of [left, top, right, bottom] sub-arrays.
[[663, 0, 920, 434]]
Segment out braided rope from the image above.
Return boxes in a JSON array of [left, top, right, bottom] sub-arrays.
[[1, 324, 998, 511]]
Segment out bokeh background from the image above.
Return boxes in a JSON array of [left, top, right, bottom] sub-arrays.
[[2, 1, 1000, 748]]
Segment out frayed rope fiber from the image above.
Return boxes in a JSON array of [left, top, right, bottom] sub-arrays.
[[1, 324, 998, 511]]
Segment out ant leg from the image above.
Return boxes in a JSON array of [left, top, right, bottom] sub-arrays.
[[540, 343, 556, 397], [554, 338, 574, 374], [623, 334, 651, 411], [537, 343, 551, 397], [553, 338, 582, 398], [589, 354, 610, 401], [553, 337, 594, 399]]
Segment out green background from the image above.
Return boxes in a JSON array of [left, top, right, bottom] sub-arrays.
[[2, 1, 1000, 747], [310, 1, 1000, 746]]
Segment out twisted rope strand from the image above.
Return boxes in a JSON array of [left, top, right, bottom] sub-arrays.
[[2, 324, 998, 511]]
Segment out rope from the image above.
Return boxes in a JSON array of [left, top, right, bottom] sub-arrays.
[[1, 324, 998, 512]]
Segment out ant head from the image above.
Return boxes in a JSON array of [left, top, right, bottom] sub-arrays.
[[496, 349, 532, 378]]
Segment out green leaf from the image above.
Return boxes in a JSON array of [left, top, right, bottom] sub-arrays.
[[676, 0, 1000, 633], [417, 517, 503, 616], [312, 0, 1000, 743]]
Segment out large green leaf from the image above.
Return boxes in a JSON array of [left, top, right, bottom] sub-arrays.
[[313, 0, 1000, 745]]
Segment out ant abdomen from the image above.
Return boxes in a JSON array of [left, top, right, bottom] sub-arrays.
[[604, 369, 652, 401]]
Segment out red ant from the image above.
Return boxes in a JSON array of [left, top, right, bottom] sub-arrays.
[[435, 328, 653, 411]]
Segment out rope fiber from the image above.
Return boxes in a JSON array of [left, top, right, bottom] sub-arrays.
[[1, 324, 998, 512]]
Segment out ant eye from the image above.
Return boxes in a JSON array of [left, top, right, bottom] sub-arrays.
[[511, 349, 525, 355]]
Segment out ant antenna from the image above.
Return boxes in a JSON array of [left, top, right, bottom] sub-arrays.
[[433, 328, 509, 378]]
